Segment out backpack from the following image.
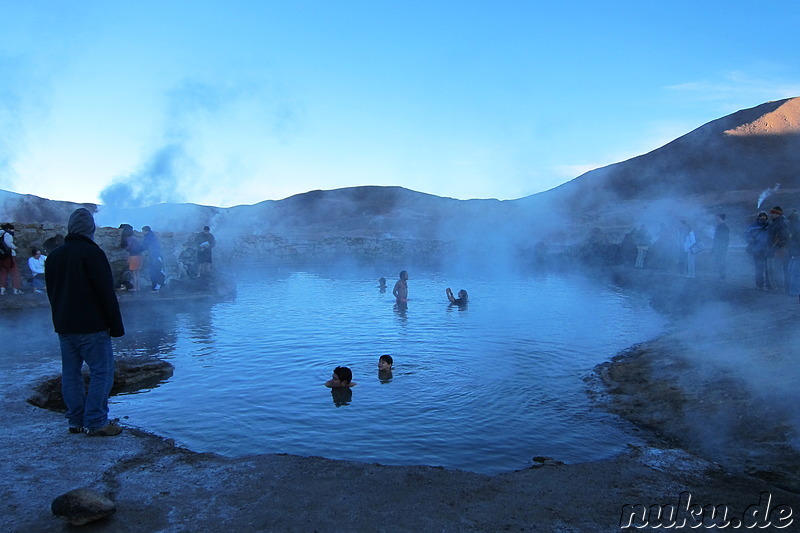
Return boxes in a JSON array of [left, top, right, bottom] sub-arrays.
[[0, 231, 11, 259]]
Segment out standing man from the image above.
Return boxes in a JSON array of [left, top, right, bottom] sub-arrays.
[[0, 223, 24, 294], [745, 212, 771, 291], [712, 214, 730, 281], [196, 225, 215, 277], [142, 225, 165, 291], [767, 206, 790, 292], [681, 220, 697, 278], [788, 211, 800, 299], [46, 208, 125, 436], [633, 224, 651, 269], [393, 270, 409, 306]]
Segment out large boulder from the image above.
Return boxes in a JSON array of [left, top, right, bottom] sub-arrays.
[[51, 487, 116, 526], [27, 356, 174, 411]]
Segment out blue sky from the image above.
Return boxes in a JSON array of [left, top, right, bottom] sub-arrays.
[[1, 1, 798, 208]]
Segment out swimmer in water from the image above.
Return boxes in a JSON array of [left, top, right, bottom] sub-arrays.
[[446, 288, 468, 306], [393, 270, 408, 305], [378, 354, 393, 382], [325, 366, 357, 388]]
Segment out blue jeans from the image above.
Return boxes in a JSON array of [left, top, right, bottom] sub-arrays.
[[59, 331, 115, 431]]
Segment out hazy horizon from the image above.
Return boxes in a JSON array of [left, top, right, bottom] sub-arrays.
[[2, 2, 799, 208]]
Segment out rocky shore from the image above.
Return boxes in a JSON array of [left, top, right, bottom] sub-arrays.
[[4, 267, 800, 531]]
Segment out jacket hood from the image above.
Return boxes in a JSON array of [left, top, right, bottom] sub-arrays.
[[67, 208, 96, 240]]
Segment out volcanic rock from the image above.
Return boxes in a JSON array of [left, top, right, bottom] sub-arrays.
[[27, 356, 174, 411], [51, 487, 116, 526]]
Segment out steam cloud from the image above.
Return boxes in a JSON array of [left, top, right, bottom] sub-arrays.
[[0, 69, 23, 189], [757, 183, 780, 208], [100, 143, 190, 209], [97, 77, 298, 212]]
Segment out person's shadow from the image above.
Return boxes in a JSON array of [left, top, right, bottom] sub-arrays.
[[330, 388, 353, 407]]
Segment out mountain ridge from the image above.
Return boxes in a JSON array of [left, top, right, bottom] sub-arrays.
[[2, 97, 799, 244]]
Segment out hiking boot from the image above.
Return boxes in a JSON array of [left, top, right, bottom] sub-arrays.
[[86, 423, 122, 437], [68, 426, 84, 434]]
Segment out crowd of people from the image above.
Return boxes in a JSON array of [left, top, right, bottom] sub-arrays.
[[9, 209, 217, 436], [743, 206, 798, 297], [609, 206, 800, 300], [0, 220, 216, 296]]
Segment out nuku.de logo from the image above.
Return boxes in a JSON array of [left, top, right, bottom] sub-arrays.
[[619, 491, 793, 529]]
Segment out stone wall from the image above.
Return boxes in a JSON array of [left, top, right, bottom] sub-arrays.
[[3, 222, 457, 290]]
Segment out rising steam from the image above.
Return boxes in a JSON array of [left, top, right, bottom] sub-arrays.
[[756, 183, 780, 208], [100, 143, 190, 209]]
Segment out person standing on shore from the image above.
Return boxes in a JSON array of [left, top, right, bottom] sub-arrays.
[[46, 208, 125, 436], [787, 211, 800, 300], [142, 225, 165, 291], [767, 206, 790, 293], [0, 223, 24, 295], [633, 224, 651, 269], [745, 212, 771, 291], [681, 220, 696, 278], [196, 225, 215, 277], [712, 214, 730, 281]]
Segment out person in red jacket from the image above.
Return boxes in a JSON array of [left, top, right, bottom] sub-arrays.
[[46, 208, 125, 436]]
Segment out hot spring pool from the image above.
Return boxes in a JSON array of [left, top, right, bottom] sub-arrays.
[[11, 269, 666, 474]]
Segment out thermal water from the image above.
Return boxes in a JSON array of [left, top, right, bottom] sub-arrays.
[[7, 270, 666, 474]]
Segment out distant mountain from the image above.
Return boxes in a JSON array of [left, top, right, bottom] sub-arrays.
[[505, 96, 800, 236], [537, 97, 800, 209], [2, 97, 799, 246], [0, 190, 96, 225]]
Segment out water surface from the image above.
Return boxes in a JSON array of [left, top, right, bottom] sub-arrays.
[[118, 270, 665, 473], [5, 270, 665, 474]]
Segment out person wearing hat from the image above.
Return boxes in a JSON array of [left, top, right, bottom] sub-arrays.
[[767, 206, 790, 293], [712, 214, 730, 281], [45, 208, 126, 436]]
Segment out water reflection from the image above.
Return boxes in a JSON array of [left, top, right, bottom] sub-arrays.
[[393, 302, 408, 321], [185, 302, 215, 350], [331, 387, 352, 407]]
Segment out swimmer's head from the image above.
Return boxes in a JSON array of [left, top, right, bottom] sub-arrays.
[[458, 289, 468, 301], [399, 270, 408, 280], [332, 366, 353, 386], [378, 354, 393, 371]]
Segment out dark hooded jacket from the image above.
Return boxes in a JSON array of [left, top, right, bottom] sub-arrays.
[[745, 214, 770, 259], [45, 208, 125, 337], [767, 214, 790, 257]]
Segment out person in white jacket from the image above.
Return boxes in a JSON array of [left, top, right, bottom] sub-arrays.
[[681, 220, 697, 278], [28, 247, 47, 293]]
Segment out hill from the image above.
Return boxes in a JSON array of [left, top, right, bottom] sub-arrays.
[[2, 97, 800, 249], [509, 97, 800, 238]]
